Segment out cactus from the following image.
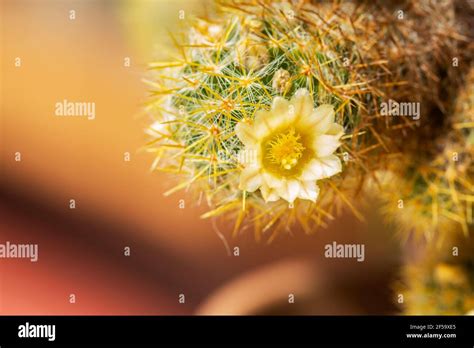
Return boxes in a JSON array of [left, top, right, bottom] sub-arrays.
[[375, 66, 473, 242], [400, 259, 474, 315], [397, 228, 474, 314], [144, 0, 462, 240]]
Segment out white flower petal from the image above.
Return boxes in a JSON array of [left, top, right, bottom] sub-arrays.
[[296, 104, 335, 134], [271, 96, 290, 115], [312, 134, 341, 157], [253, 110, 275, 137], [262, 172, 283, 189], [260, 184, 280, 202], [301, 155, 342, 180], [276, 179, 301, 203], [327, 123, 345, 137], [290, 89, 313, 119], [238, 166, 262, 192], [254, 99, 295, 137], [235, 121, 258, 146], [297, 181, 320, 202]]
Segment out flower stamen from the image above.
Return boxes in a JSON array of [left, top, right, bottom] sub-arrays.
[[266, 128, 305, 170]]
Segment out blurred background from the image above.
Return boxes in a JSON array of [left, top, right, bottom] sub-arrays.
[[0, 0, 402, 315]]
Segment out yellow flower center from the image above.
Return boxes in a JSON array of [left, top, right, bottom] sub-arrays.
[[266, 128, 305, 170]]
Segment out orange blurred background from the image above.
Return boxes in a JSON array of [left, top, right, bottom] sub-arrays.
[[0, 0, 402, 315]]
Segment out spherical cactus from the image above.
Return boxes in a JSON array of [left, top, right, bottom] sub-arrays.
[[374, 66, 473, 242], [400, 260, 474, 315], [397, 229, 474, 315], [144, 0, 462, 239]]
